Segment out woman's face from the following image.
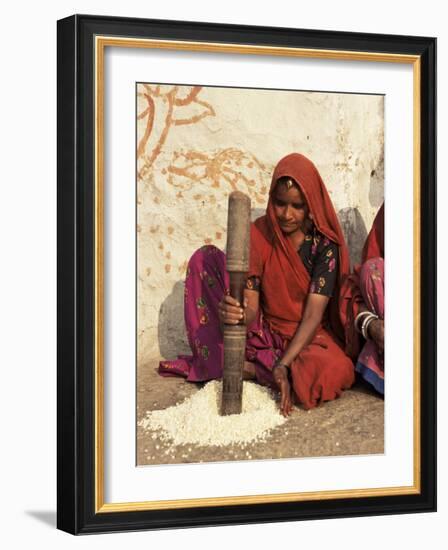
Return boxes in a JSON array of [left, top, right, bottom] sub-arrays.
[[272, 180, 309, 236]]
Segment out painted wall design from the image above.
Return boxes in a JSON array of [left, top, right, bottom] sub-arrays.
[[137, 84, 384, 363]]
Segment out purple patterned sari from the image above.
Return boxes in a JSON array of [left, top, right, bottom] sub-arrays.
[[159, 245, 282, 388]]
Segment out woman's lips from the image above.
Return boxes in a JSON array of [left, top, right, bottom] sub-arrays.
[[279, 222, 295, 228]]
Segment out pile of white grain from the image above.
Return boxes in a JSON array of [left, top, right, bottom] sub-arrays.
[[139, 380, 287, 447]]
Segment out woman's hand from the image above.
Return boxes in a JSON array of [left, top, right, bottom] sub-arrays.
[[218, 294, 247, 325], [368, 319, 384, 351], [273, 364, 293, 417]]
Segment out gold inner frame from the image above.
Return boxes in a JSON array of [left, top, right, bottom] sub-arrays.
[[94, 36, 421, 513]]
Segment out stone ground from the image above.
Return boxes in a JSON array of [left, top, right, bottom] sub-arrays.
[[137, 360, 384, 465]]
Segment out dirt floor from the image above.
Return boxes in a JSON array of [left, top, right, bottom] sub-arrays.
[[137, 360, 384, 465]]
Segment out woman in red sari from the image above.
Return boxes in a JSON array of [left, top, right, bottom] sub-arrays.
[[340, 204, 384, 394], [160, 153, 355, 415]]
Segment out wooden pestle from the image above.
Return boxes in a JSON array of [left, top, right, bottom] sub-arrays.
[[221, 191, 251, 416]]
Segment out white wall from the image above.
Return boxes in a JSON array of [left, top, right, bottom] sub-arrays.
[[0, 1, 444, 548], [136, 85, 384, 361]]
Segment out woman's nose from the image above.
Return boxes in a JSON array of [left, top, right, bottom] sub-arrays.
[[284, 205, 293, 219]]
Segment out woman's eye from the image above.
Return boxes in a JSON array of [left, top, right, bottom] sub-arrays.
[[293, 203, 304, 210]]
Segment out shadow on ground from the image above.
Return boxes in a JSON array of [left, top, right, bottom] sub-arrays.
[[25, 511, 56, 528], [137, 359, 384, 466]]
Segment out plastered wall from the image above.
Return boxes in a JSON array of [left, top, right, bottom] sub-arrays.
[[137, 84, 384, 363]]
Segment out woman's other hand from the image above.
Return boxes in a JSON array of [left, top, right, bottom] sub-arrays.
[[273, 364, 293, 417], [218, 294, 247, 325], [368, 319, 384, 351]]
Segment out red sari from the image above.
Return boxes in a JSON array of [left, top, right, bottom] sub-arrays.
[[340, 204, 384, 393], [249, 153, 354, 408]]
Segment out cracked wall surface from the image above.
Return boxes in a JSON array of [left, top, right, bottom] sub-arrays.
[[137, 84, 384, 362]]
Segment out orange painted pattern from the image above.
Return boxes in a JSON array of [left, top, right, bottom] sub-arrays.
[[137, 84, 272, 206], [137, 85, 215, 180], [166, 148, 270, 204]]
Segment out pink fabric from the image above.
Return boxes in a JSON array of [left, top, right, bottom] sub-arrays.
[[159, 245, 284, 386], [356, 257, 384, 393], [158, 246, 227, 381]]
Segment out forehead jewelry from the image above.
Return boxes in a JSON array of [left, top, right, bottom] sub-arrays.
[[285, 178, 295, 190]]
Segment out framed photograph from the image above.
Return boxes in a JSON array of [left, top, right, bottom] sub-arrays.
[[57, 14, 436, 534]]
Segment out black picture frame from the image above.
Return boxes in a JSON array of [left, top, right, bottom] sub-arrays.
[[57, 14, 436, 534]]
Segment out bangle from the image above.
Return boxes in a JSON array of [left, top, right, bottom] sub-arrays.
[[355, 310, 373, 333], [273, 359, 290, 371]]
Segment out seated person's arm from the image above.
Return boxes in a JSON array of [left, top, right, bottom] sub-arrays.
[[356, 303, 384, 351], [279, 293, 329, 366]]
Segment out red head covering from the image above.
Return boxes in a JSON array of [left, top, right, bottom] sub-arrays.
[[269, 153, 345, 245], [249, 153, 350, 341], [362, 202, 384, 262]]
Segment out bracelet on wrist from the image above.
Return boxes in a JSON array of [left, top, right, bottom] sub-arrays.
[[354, 310, 373, 333]]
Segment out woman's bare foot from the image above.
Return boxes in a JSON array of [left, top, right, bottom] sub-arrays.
[[243, 361, 256, 380], [273, 365, 293, 417]]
